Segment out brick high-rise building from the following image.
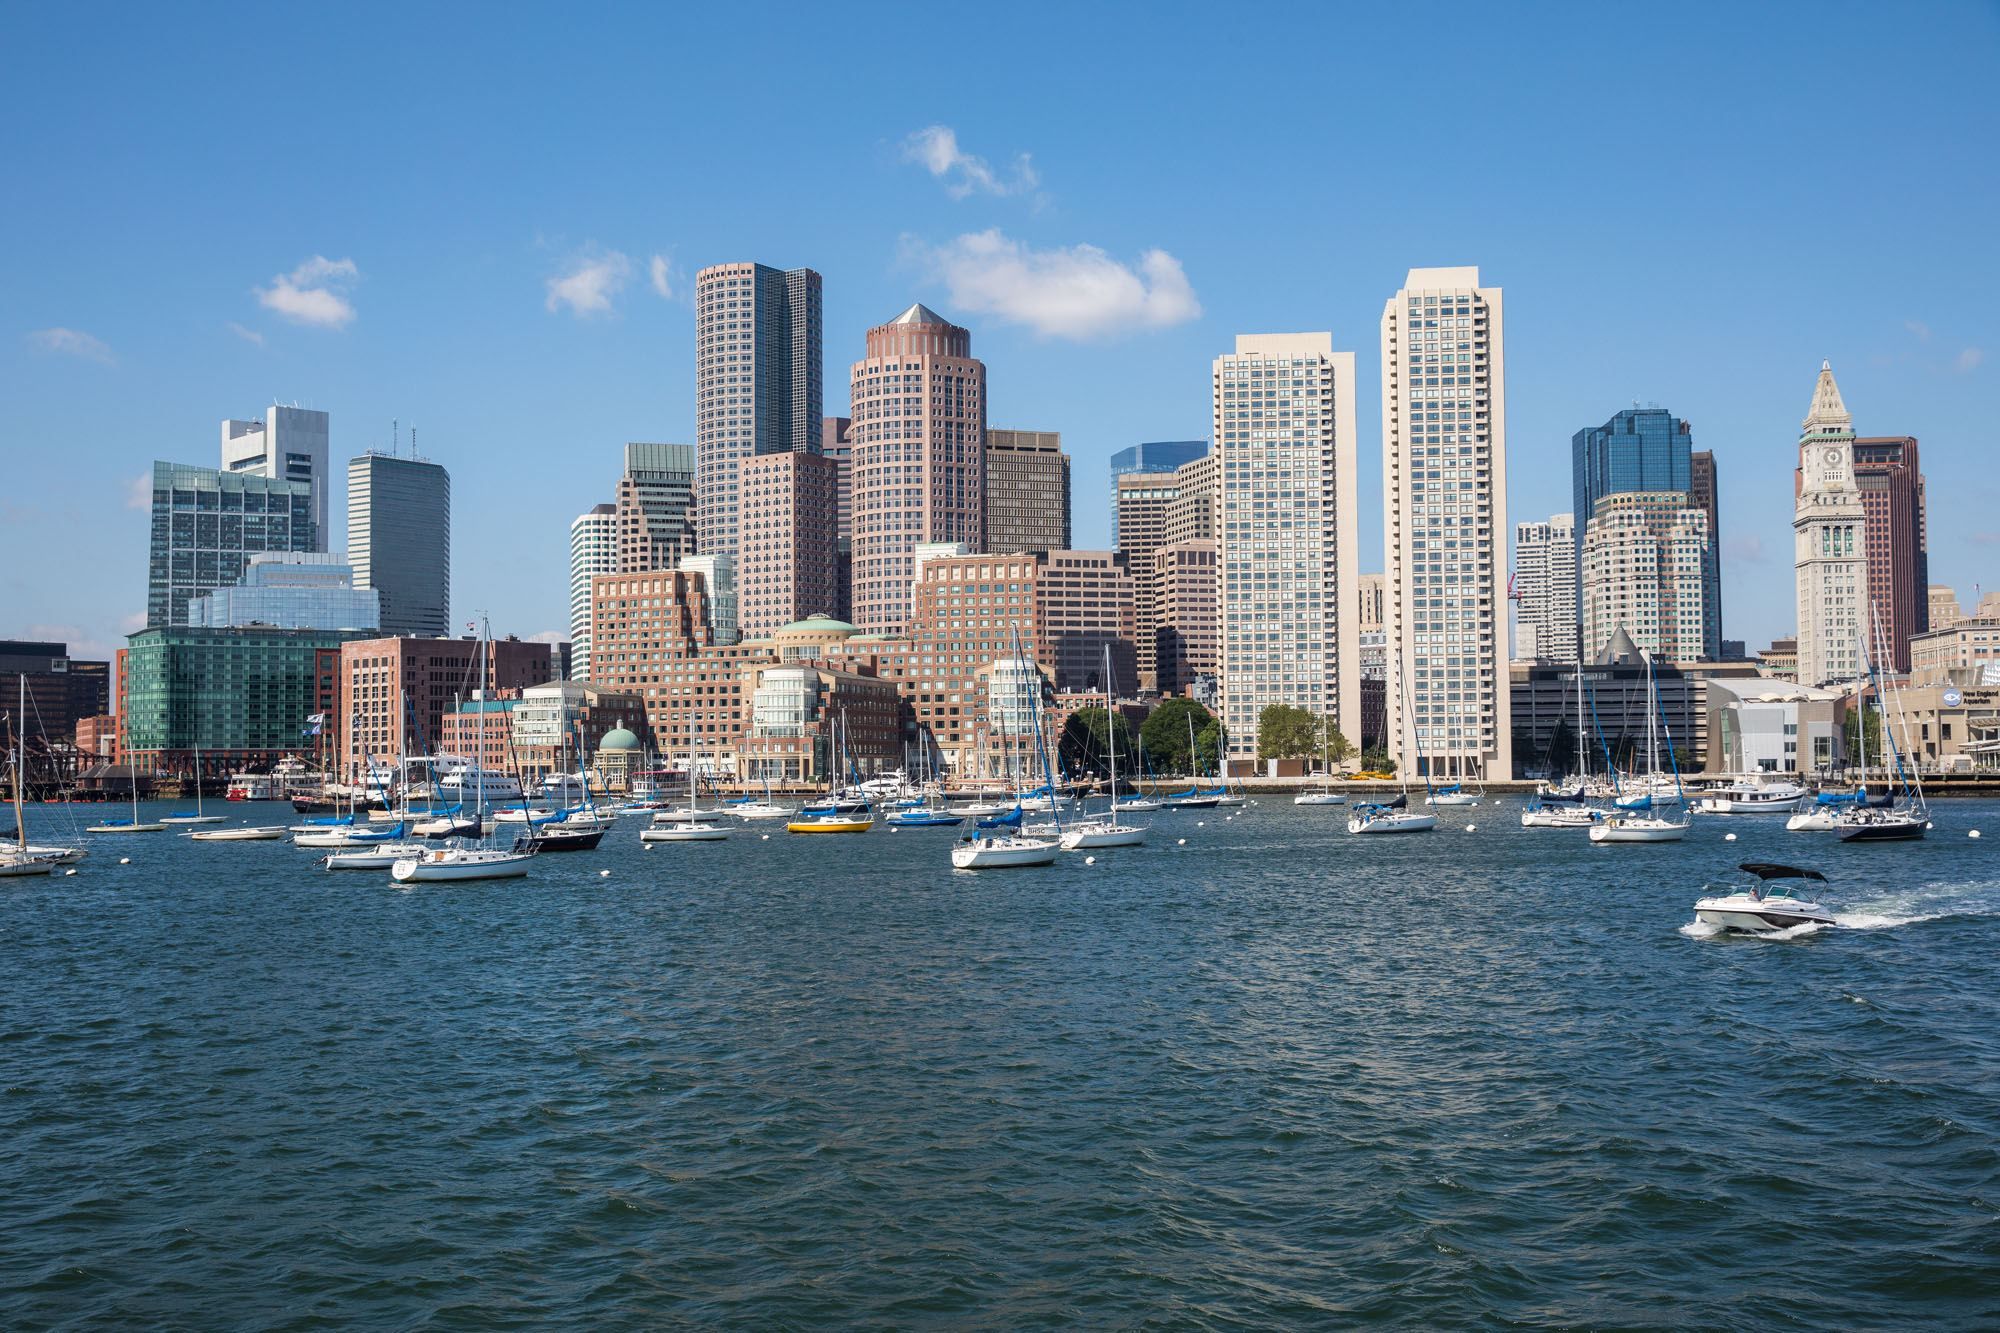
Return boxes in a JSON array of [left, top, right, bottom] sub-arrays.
[[1153, 540, 1219, 697], [694, 263, 822, 591], [1037, 550, 1137, 694], [985, 429, 1071, 555], [848, 304, 986, 636], [1116, 469, 1179, 690], [738, 450, 840, 640], [1852, 435, 1928, 671], [823, 416, 854, 622], [614, 442, 696, 574]]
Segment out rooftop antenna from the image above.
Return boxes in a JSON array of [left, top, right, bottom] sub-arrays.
[[392, 418, 399, 457], [410, 426, 417, 459]]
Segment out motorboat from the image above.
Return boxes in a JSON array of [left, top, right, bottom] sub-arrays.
[[640, 820, 732, 842], [187, 825, 287, 841], [951, 833, 1059, 868], [1694, 863, 1837, 934], [1587, 812, 1688, 843], [434, 758, 524, 805], [1696, 778, 1808, 815], [321, 841, 430, 871], [1347, 800, 1437, 835], [389, 843, 535, 882], [536, 772, 589, 802]]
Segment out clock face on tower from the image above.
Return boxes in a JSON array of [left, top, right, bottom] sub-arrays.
[[1823, 447, 1841, 466]]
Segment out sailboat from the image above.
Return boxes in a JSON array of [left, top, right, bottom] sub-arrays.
[[1059, 649, 1146, 849], [1294, 710, 1348, 807], [1524, 658, 1601, 829], [1838, 611, 1930, 842], [390, 620, 537, 882], [788, 711, 875, 833], [953, 633, 1061, 867], [1166, 713, 1222, 810], [1589, 651, 1690, 843], [160, 738, 226, 824], [86, 741, 166, 833], [642, 714, 732, 842], [885, 736, 964, 829], [1348, 656, 1437, 833], [3, 678, 57, 876]]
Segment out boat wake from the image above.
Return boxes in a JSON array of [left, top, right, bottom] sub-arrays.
[[1679, 918, 1830, 942], [1834, 876, 2000, 931]]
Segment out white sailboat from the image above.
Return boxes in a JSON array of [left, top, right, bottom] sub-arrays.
[[1060, 649, 1146, 850], [3, 678, 57, 877], [1349, 659, 1437, 834], [1524, 662, 1601, 828], [391, 621, 536, 883], [1589, 651, 1690, 843], [954, 633, 1060, 868], [641, 715, 732, 843], [159, 739, 226, 824], [187, 824, 288, 841], [1294, 711, 1348, 807], [86, 749, 165, 834]]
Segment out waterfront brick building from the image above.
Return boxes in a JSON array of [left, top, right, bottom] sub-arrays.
[[738, 449, 840, 640], [337, 634, 557, 780]]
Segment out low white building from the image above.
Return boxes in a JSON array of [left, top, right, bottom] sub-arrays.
[[1703, 677, 1846, 776]]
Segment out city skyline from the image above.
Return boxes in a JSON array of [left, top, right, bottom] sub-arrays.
[[5, 6, 1997, 664]]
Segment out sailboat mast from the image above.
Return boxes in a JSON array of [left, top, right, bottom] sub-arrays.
[[15, 675, 27, 849]]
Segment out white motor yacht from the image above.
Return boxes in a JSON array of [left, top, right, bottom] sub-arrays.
[[1696, 778, 1808, 815], [1694, 863, 1837, 934]]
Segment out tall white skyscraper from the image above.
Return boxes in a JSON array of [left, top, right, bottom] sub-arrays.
[[1513, 513, 1578, 662], [1213, 333, 1360, 764], [1794, 361, 1868, 685], [569, 504, 616, 680], [1382, 267, 1511, 781], [1579, 495, 1711, 662], [222, 405, 330, 547]]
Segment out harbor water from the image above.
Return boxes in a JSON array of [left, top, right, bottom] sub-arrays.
[[4, 799, 1998, 1326]]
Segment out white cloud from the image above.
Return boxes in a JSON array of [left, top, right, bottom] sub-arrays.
[[649, 253, 674, 299], [910, 229, 1200, 339], [527, 629, 567, 645], [1956, 347, 1984, 373], [27, 327, 114, 363], [125, 472, 152, 511], [546, 249, 633, 316], [902, 125, 1039, 199], [255, 255, 359, 328], [1905, 319, 1932, 342], [225, 321, 265, 346]]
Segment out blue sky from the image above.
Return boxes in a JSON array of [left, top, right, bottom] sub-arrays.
[[5, 2, 1997, 664]]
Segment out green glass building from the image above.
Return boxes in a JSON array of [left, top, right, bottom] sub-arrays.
[[147, 461, 321, 628], [121, 626, 366, 765]]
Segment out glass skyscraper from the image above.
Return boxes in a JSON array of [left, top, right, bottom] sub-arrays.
[[1571, 407, 1720, 659], [184, 552, 380, 630], [146, 461, 319, 628], [347, 453, 451, 638]]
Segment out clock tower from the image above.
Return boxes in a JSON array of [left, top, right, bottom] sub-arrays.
[[1793, 361, 1868, 686]]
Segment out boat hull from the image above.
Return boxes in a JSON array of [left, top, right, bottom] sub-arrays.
[[86, 823, 166, 833], [786, 818, 873, 834], [389, 852, 533, 882], [1838, 817, 1929, 843], [1293, 793, 1348, 806], [1694, 896, 1835, 934], [1588, 821, 1687, 842], [0, 856, 57, 877], [1347, 813, 1438, 834], [1521, 809, 1597, 828], [1059, 823, 1146, 849], [188, 826, 287, 841], [1427, 794, 1480, 807], [951, 837, 1059, 868], [640, 824, 732, 842]]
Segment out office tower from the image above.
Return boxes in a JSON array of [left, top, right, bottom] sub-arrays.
[[1571, 407, 1718, 659], [1111, 441, 1207, 543], [1689, 449, 1722, 649], [1164, 452, 1218, 545], [124, 626, 361, 771], [1153, 540, 1219, 696], [848, 304, 986, 636], [823, 416, 854, 621], [738, 450, 840, 639], [1930, 584, 1964, 632], [221, 405, 330, 547], [694, 263, 823, 585], [985, 429, 1071, 554], [1116, 469, 1180, 689], [1382, 267, 1511, 781], [1514, 514, 1578, 662], [1038, 551, 1137, 693], [1579, 495, 1711, 661], [1213, 332, 1360, 765], [1355, 573, 1386, 634], [615, 442, 697, 573], [570, 504, 616, 680], [346, 452, 451, 638], [146, 461, 318, 628], [679, 554, 736, 647], [185, 552, 380, 630], [1793, 361, 1868, 686], [1852, 435, 1929, 671]]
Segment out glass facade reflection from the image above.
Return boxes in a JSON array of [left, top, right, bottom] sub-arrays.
[[146, 461, 319, 629], [185, 552, 380, 630]]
